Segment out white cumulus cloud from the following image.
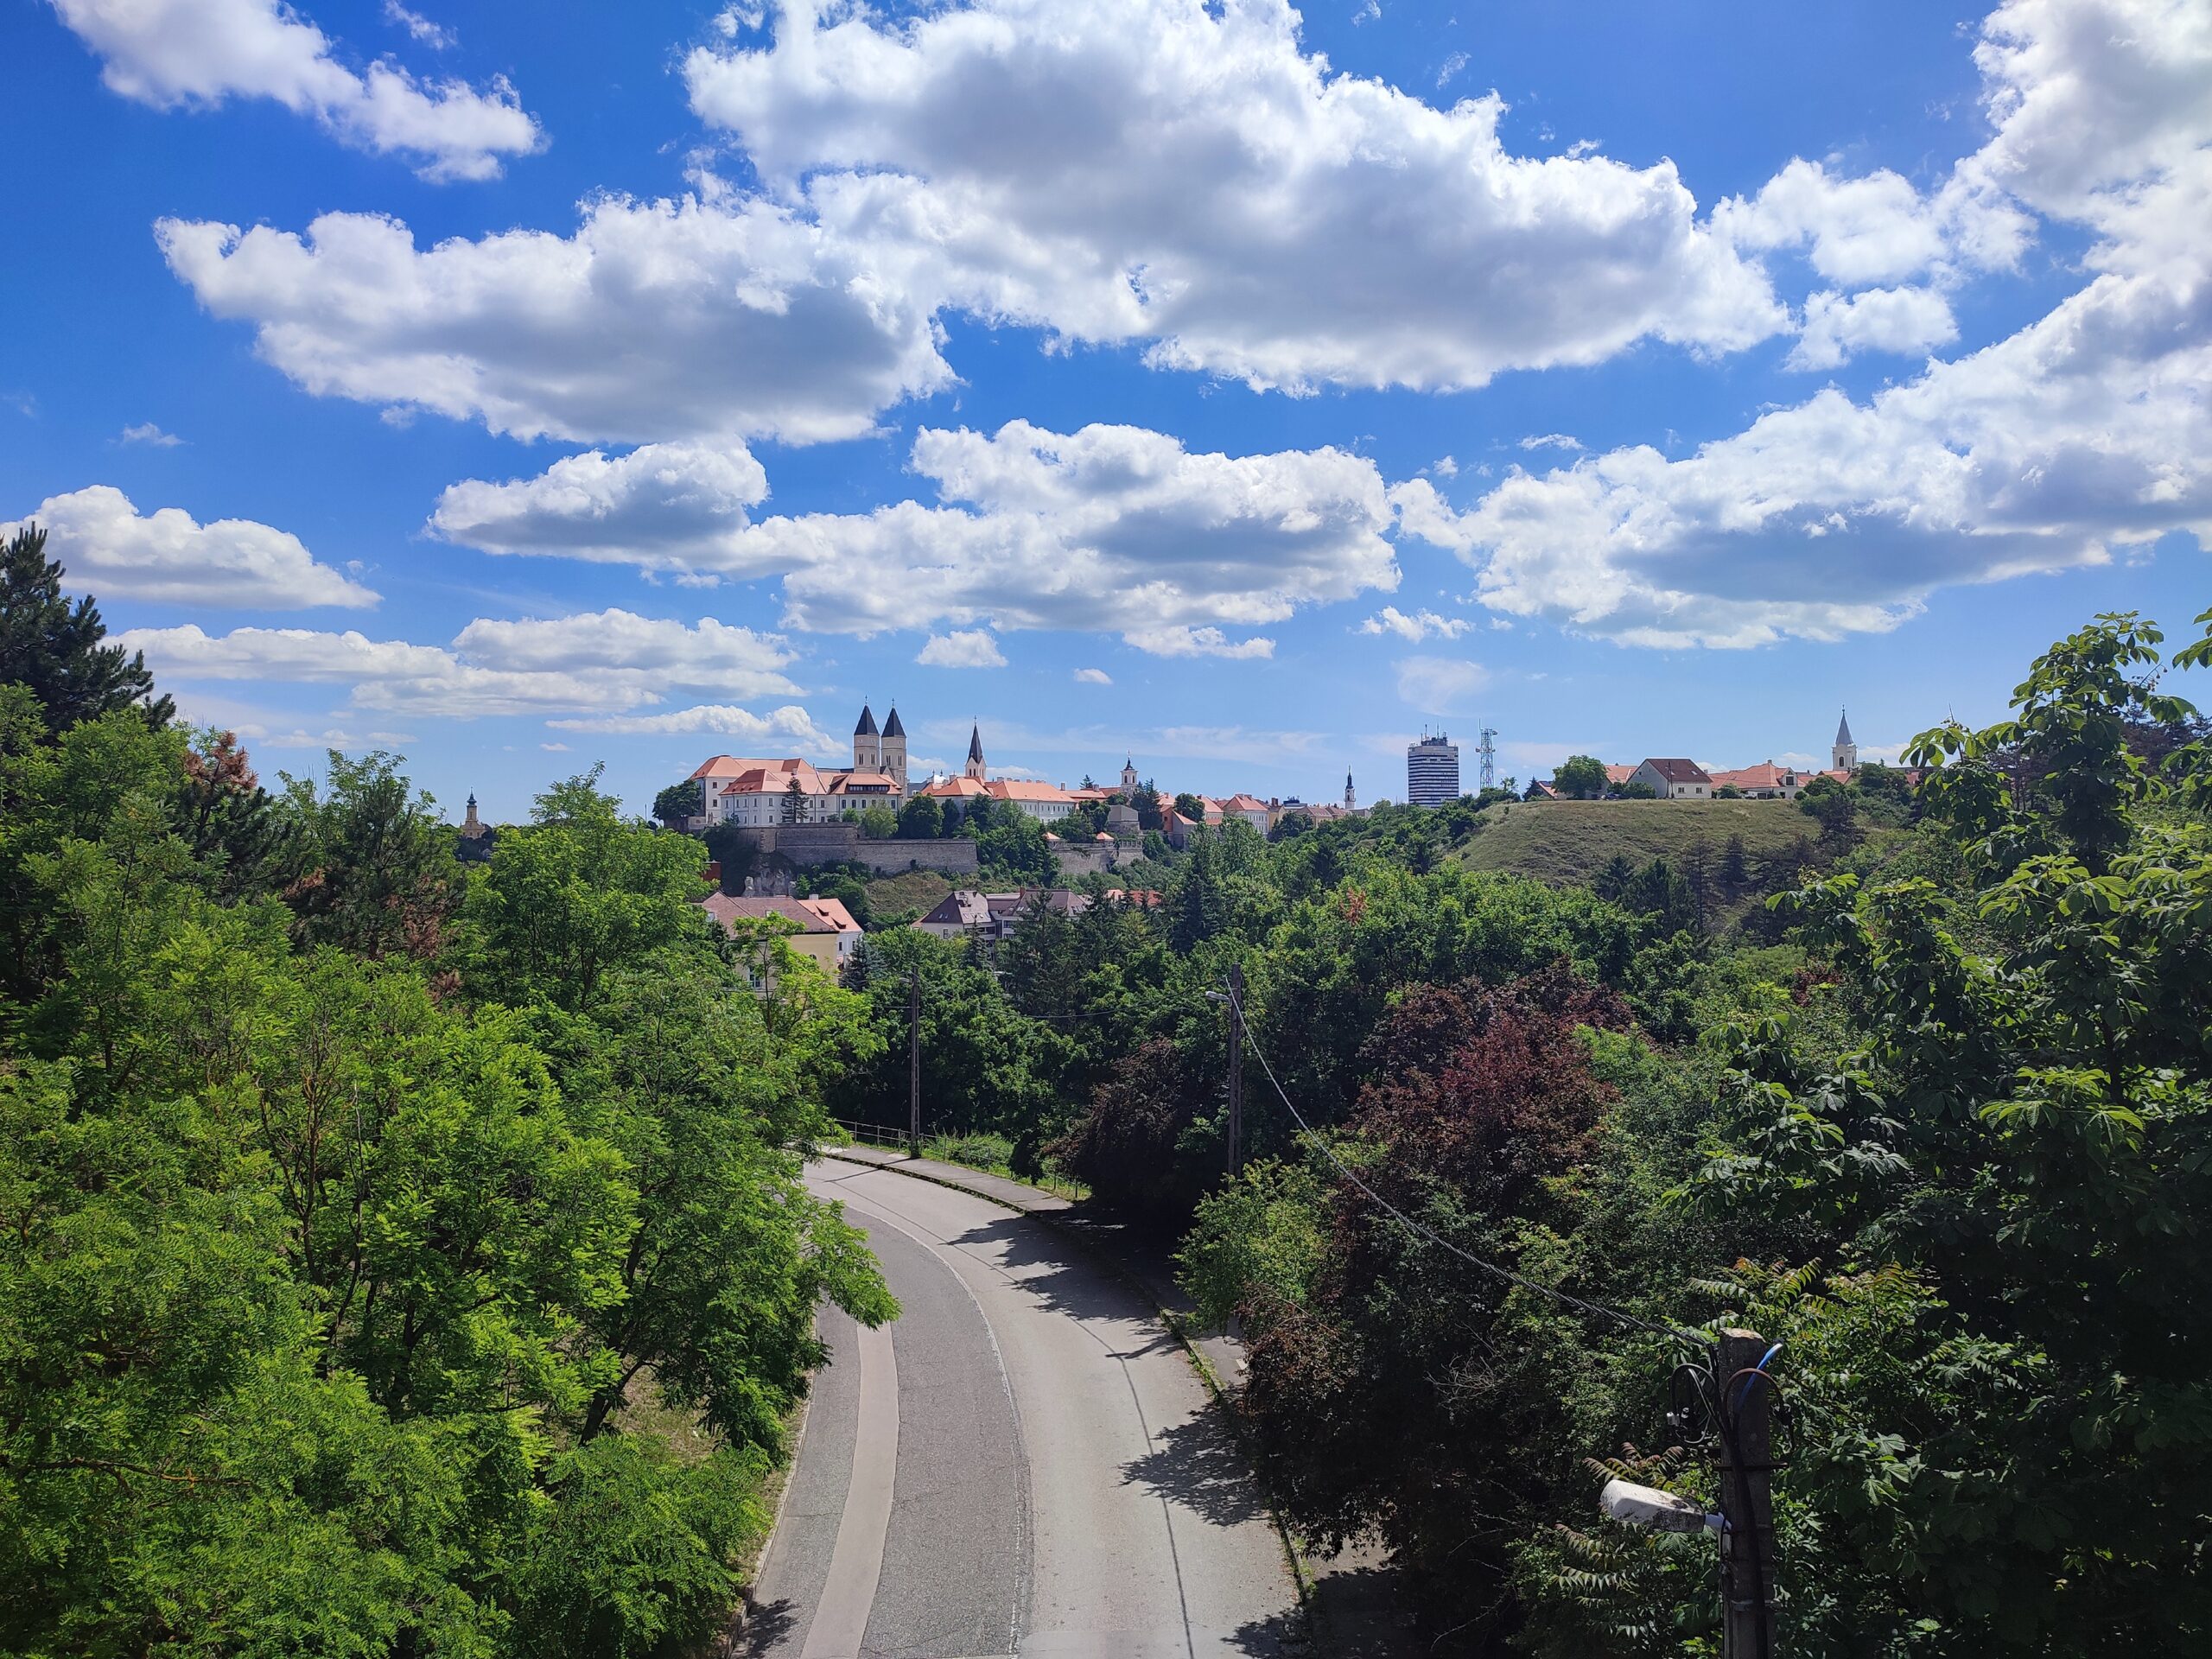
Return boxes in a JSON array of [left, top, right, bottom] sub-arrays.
[[510, 421, 1395, 654], [117, 607, 804, 718], [916, 629, 1007, 667], [1787, 285, 1959, 370], [3, 485, 376, 608], [683, 0, 1785, 394], [546, 703, 838, 751], [430, 441, 772, 568], [157, 197, 954, 445], [51, 0, 541, 181], [1359, 607, 1471, 642], [1073, 667, 1112, 684], [1398, 0, 2212, 649], [119, 422, 182, 447]]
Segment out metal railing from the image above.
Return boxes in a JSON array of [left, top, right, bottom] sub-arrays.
[[829, 1117, 913, 1152]]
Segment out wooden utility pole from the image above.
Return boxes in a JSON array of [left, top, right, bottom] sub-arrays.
[[1224, 962, 1244, 1177], [907, 970, 922, 1156], [1717, 1327, 1778, 1659]]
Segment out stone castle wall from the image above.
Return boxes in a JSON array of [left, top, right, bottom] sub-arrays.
[[729, 823, 982, 875]]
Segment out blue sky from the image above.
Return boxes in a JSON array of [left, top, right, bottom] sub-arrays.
[[4, 0, 2206, 816]]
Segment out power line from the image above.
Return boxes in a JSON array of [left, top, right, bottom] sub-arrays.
[[1222, 978, 1712, 1351]]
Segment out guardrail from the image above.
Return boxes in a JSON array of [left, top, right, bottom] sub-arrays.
[[830, 1117, 913, 1151], [823, 1118, 1086, 1201]]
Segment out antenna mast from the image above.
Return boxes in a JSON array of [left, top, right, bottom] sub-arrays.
[[1477, 726, 1497, 791]]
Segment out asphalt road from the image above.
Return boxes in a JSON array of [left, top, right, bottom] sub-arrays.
[[745, 1161, 1301, 1659]]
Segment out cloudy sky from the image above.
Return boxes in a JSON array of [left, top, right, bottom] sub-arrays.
[[5, 0, 2208, 814]]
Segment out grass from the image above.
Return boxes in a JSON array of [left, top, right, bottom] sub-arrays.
[[1454, 797, 1823, 887], [862, 868, 953, 922], [922, 1130, 1089, 1200]]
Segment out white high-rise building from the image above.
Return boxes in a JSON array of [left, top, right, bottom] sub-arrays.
[[1406, 734, 1461, 806]]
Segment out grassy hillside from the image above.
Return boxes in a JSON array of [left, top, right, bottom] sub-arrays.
[[863, 868, 953, 921], [1455, 798, 1818, 886]]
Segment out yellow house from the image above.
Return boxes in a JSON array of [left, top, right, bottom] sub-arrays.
[[699, 893, 862, 979]]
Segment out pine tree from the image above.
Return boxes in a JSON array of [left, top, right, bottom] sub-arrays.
[[0, 523, 173, 732]]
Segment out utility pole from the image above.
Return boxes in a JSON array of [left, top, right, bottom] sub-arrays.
[[1717, 1327, 1778, 1659], [1224, 962, 1244, 1177], [907, 970, 922, 1156]]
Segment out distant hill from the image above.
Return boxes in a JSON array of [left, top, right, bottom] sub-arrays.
[[1455, 798, 1821, 886]]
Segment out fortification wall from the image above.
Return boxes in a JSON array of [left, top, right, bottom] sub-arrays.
[[730, 823, 982, 875]]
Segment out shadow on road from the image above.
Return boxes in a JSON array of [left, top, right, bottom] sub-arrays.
[[732, 1595, 798, 1656], [945, 1214, 1153, 1325], [1120, 1410, 1271, 1529]]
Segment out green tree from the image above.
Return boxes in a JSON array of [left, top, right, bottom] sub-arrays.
[[0, 524, 173, 732], [858, 802, 897, 839], [455, 766, 711, 1009], [1796, 773, 1859, 849], [1694, 607, 2212, 1651], [976, 811, 1056, 884], [175, 728, 298, 904], [898, 791, 944, 839], [1133, 782, 1165, 830], [1554, 753, 1608, 798], [279, 749, 457, 959], [781, 775, 806, 824], [1173, 791, 1206, 823], [652, 777, 703, 825]]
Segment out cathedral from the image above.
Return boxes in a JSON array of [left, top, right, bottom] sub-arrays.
[[851, 703, 909, 795]]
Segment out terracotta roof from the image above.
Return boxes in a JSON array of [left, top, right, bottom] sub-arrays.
[[700, 893, 855, 935], [1604, 763, 1637, 785], [1710, 761, 1802, 790], [920, 775, 989, 798], [1220, 793, 1269, 812], [827, 771, 898, 793], [1638, 758, 1713, 785], [696, 756, 833, 795], [985, 779, 1076, 804]]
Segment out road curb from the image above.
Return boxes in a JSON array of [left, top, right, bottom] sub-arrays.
[[817, 1147, 1326, 1649]]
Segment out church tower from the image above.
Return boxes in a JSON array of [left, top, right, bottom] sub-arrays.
[[1344, 771, 1356, 810], [1120, 754, 1139, 792], [1833, 709, 1858, 773], [854, 703, 881, 772], [964, 722, 988, 782], [882, 704, 908, 795]]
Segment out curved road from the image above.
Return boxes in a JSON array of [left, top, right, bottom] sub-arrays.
[[746, 1160, 1300, 1659]]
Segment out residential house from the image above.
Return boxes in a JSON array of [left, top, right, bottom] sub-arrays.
[[1709, 761, 1807, 799], [1218, 793, 1272, 832], [912, 888, 1092, 942], [699, 893, 863, 980], [1630, 758, 1714, 799]]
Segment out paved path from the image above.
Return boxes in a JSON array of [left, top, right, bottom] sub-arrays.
[[746, 1159, 1302, 1658]]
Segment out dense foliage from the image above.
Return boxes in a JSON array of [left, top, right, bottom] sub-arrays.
[[819, 609, 2212, 1656], [1, 544, 893, 1657]]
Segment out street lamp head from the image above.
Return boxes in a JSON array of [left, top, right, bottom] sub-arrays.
[[1599, 1478, 1723, 1535]]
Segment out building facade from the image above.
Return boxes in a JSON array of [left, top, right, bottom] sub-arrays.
[[1406, 734, 1462, 806], [1833, 710, 1858, 772], [1631, 758, 1714, 799]]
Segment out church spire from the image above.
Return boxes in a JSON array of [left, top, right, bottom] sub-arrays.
[[1832, 708, 1858, 772], [964, 721, 987, 781]]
